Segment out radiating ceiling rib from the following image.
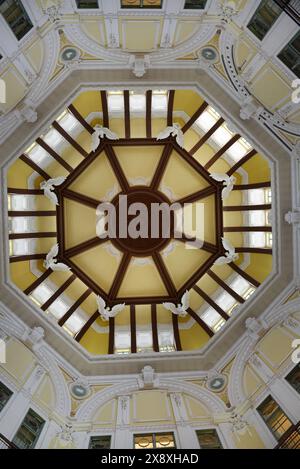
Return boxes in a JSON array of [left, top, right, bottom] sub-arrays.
[[172, 313, 182, 351], [63, 189, 100, 209], [229, 262, 261, 288], [130, 304, 137, 353], [101, 90, 109, 128], [186, 306, 214, 338], [52, 120, 89, 158], [190, 117, 225, 155], [19, 154, 50, 180], [68, 104, 94, 134], [152, 252, 177, 298], [64, 237, 107, 258], [204, 134, 241, 170], [151, 304, 159, 352], [124, 90, 131, 139], [105, 145, 130, 192], [41, 273, 76, 311], [182, 101, 208, 134], [176, 186, 216, 204], [192, 285, 229, 321], [150, 144, 173, 190], [108, 252, 132, 299], [58, 288, 92, 327], [75, 310, 99, 343], [146, 90, 152, 138], [227, 149, 257, 176], [36, 137, 73, 173], [167, 90, 175, 126]]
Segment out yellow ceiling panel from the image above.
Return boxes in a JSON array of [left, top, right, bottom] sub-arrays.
[[118, 258, 168, 297], [64, 198, 97, 249], [114, 145, 163, 185]]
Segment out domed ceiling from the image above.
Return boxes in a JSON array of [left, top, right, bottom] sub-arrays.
[[7, 88, 273, 356]]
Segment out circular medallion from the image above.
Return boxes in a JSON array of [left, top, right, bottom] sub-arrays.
[[199, 46, 219, 64]]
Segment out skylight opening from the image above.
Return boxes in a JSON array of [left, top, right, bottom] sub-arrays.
[[229, 277, 251, 296], [64, 313, 86, 335], [47, 298, 69, 319], [211, 124, 233, 147], [58, 112, 81, 135], [26, 143, 50, 167], [248, 189, 265, 205], [43, 127, 64, 149], [195, 106, 220, 132], [130, 92, 146, 112], [11, 239, 35, 255], [10, 217, 35, 234], [158, 330, 175, 352], [215, 292, 235, 311], [249, 210, 266, 226], [108, 93, 124, 112], [137, 330, 153, 353], [152, 94, 168, 112], [201, 308, 225, 332], [249, 232, 266, 248], [30, 284, 53, 306], [243, 287, 256, 300], [115, 330, 131, 354], [226, 140, 248, 162], [10, 194, 33, 211]]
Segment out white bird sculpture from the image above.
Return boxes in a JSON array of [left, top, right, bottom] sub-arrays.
[[210, 173, 236, 200], [91, 124, 119, 152], [156, 123, 184, 148], [40, 177, 66, 205], [44, 244, 71, 272], [214, 238, 239, 266], [163, 291, 189, 318], [96, 296, 126, 322]]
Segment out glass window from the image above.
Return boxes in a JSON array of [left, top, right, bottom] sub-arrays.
[[196, 429, 223, 449], [286, 364, 300, 395], [134, 432, 176, 449], [247, 0, 282, 41], [0, 0, 33, 40], [12, 408, 45, 449], [0, 381, 13, 412], [121, 1, 162, 8], [89, 435, 111, 449], [75, 0, 98, 8], [278, 31, 300, 78], [184, 0, 207, 9], [257, 395, 292, 441]]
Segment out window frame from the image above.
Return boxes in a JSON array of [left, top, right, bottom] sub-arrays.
[[256, 394, 293, 442], [246, 0, 283, 43], [12, 406, 47, 449], [88, 434, 112, 449], [195, 427, 224, 449], [277, 30, 300, 79], [0, 0, 34, 42], [0, 380, 13, 413], [133, 431, 177, 449], [120, 1, 163, 9]]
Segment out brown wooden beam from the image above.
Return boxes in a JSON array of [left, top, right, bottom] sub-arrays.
[[207, 269, 245, 303], [56, 195, 65, 253], [224, 226, 272, 232], [130, 304, 137, 353], [111, 295, 176, 306], [10, 253, 47, 263], [167, 90, 175, 126], [8, 188, 44, 195], [65, 237, 107, 258], [113, 137, 170, 147], [227, 149, 257, 176], [19, 154, 50, 180], [235, 247, 272, 254], [179, 253, 220, 297], [229, 262, 260, 288], [68, 104, 94, 134], [75, 311, 99, 342], [8, 211, 56, 217], [101, 90, 109, 128], [172, 142, 217, 186], [223, 204, 271, 212], [182, 101, 208, 134], [204, 134, 241, 170], [152, 252, 177, 298], [58, 288, 92, 327], [63, 189, 100, 209], [176, 186, 216, 205], [150, 144, 173, 190], [36, 137, 73, 173], [108, 317, 115, 354], [190, 117, 225, 155], [23, 268, 52, 295], [146, 90, 152, 138], [66, 258, 107, 298], [186, 307, 214, 337], [52, 121, 89, 158], [215, 187, 224, 250], [41, 274, 76, 311], [9, 232, 56, 240], [124, 90, 130, 139], [105, 145, 130, 192], [233, 182, 271, 190], [193, 285, 229, 321], [109, 253, 131, 299], [151, 304, 159, 352], [172, 313, 182, 351]]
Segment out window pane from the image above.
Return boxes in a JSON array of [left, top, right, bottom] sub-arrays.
[[257, 395, 292, 441], [155, 432, 176, 448], [89, 435, 111, 449], [278, 31, 300, 78], [184, 0, 207, 9], [286, 364, 300, 395], [121, 1, 162, 8], [12, 409, 45, 449], [134, 432, 175, 449], [247, 0, 282, 41], [75, 0, 98, 7], [134, 434, 154, 449], [0, 0, 33, 40], [196, 429, 223, 449], [0, 381, 13, 412]]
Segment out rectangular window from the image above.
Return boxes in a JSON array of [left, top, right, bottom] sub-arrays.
[[89, 435, 111, 449], [121, 1, 162, 8], [75, 0, 99, 8], [134, 432, 176, 449], [278, 30, 300, 78], [257, 395, 292, 441], [0, 381, 13, 412], [196, 429, 223, 449], [12, 408, 45, 449], [184, 0, 207, 9], [0, 0, 33, 40], [247, 0, 282, 41], [286, 364, 300, 395]]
